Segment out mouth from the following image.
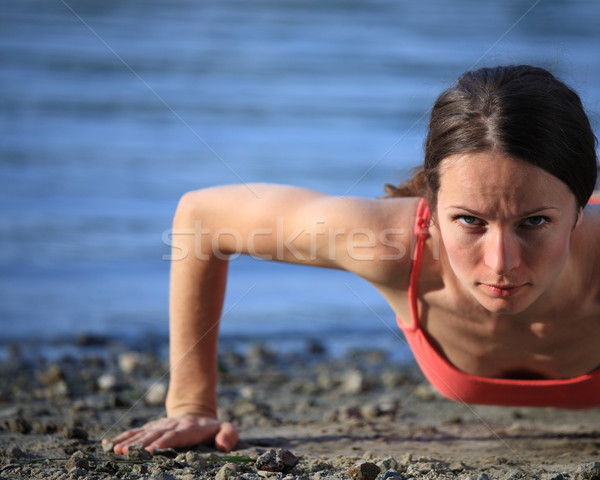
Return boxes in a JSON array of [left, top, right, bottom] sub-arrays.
[[478, 283, 528, 298]]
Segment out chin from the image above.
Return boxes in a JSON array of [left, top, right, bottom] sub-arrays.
[[473, 290, 535, 316]]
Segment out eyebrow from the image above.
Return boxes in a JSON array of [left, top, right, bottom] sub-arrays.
[[445, 205, 560, 217]]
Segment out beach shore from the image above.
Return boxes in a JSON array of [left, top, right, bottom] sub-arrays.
[[1, 336, 599, 479]]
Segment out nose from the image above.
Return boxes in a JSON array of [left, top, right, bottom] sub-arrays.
[[484, 228, 520, 275]]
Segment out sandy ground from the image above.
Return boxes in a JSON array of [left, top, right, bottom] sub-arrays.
[[1, 337, 599, 479]]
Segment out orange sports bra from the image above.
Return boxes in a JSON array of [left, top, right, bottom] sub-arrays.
[[397, 198, 600, 409]]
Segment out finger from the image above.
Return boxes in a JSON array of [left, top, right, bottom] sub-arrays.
[[114, 430, 166, 455], [215, 422, 239, 452]]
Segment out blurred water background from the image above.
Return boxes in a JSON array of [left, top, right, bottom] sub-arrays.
[[1, 0, 599, 359]]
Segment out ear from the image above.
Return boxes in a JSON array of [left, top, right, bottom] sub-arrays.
[[574, 207, 584, 229]]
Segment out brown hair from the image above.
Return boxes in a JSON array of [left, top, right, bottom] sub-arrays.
[[385, 65, 598, 210]]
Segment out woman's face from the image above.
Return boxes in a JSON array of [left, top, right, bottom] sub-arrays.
[[435, 151, 581, 315]]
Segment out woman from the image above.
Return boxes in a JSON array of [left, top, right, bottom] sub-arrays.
[[106, 65, 600, 454]]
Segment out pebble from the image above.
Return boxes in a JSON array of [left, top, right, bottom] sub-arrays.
[[574, 462, 600, 480], [216, 463, 243, 480], [377, 456, 399, 471], [380, 370, 410, 388], [360, 403, 380, 419], [127, 444, 153, 461], [413, 383, 438, 401], [150, 469, 177, 480], [118, 352, 141, 374], [7, 446, 27, 458], [97, 373, 118, 392], [102, 441, 114, 453], [65, 451, 90, 471], [256, 449, 299, 473], [97, 461, 119, 474], [184, 451, 207, 469], [6, 416, 31, 434], [32, 420, 58, 434], [341, 370, 369, 394], [347, 461, 381, 480], [68, 466, 88, 477], [383, 471, 404, 480], [145, 381, 168, 405], [40, 364, 65, 386], [257, 471, 283, 478]]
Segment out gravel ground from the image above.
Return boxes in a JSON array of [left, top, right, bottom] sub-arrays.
[[1, 336, 599, 479]]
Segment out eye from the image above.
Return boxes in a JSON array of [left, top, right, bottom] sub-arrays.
[[522, 216, 549, 227], [457, 215, 480, 226]]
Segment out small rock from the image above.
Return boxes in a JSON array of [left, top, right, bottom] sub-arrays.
[[7, 416, 31, 434], [381, 370, 410, 388], [257, 471, 282, 478], [360, 404, 380, 419], [246, 343, 276, 366], [96, 461, 119, 474], [331, 406, 364, 422], [127, 444, 153, 461], [133, 463, 149, 475], [342, 370, 369, 394], [216, 463, 243, 480], [144, 382, 167, 405], [97, 373, 118, 391], [41, 364, 65, 386], [383, 471, 404, 480], [184, 451, 207, 469], [377, 456, 399, 472], [448, 461, 465, 472], [574, 462, 600, 480], [65, 451, 90, 471], [68, 467, 88, 477], [347, 461, 381, 480], [546, 474, 565, 480], [102, 441, 114, 453], [413, 383, 438, 401], [256, 449, 299, 473], [118, 352, 141, 374], [150, 468, 176, 480], [32, 421, 58, 434], [8, 446, 27, 459], [47, 380, 70, 398], [478, 473, 491, 480]]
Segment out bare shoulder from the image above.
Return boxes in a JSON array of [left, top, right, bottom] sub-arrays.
[[297, 192, 422, 286]]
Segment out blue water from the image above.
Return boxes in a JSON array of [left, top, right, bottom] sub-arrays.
[[1, 0, 599, 357]]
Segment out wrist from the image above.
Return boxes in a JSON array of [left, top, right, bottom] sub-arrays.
[[166, 398, 217, 419]]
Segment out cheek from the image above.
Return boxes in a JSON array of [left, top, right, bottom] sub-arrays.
[[440, 230, 481, 272], [523, 235, 570, 273]]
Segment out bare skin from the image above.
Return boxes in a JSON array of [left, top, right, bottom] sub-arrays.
[[105, 151, 600, 454]]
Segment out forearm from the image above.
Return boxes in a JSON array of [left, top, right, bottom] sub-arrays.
[[165, 195, 229, 419]]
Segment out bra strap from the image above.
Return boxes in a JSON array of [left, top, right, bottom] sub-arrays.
[[406, 198, 431, 331]]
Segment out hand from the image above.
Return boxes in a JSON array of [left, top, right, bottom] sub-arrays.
[[103, 415, 239, 455]]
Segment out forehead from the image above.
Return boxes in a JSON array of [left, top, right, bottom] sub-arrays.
[[437, 151, 574, 209]]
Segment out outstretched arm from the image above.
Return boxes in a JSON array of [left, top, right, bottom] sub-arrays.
[[106, 184, 416, 454]]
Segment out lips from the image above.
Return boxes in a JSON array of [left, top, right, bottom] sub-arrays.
[[479, 283, 527, 298]]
